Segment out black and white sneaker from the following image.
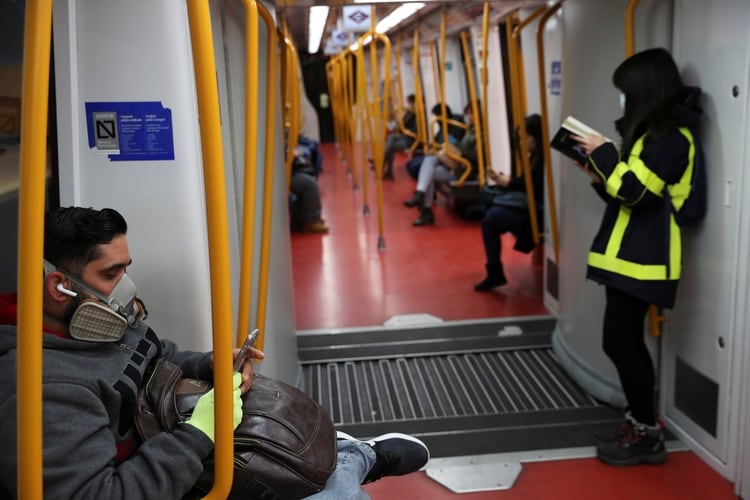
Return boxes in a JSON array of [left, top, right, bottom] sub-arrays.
[[336, 431, 430, 483]]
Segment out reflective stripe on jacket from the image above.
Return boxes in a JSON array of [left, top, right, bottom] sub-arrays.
[[585, 127, 696, 308]]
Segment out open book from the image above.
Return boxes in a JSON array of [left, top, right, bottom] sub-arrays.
[[550, 116, 603, 163]]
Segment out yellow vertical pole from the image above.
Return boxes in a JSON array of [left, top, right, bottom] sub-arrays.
[[16, 0, 53, 497], [355, 42, 371, 207], [430, 41, 441, 109], [411, 28, 428, 154], [347, 51, 360, 189], [480, 1, 491, 171], [625, 0, 640, 57], [393, 34, 404, 129], [255, 3, 278, 341], [504, 13, 522, 177], [459, 31, 484, 186], [437, 10, 448, 146], [372, 31, 391, 250], [236, 0, 260, 349], [511, 5, 548, 246], [281, 22, 301, 191], [184, 1, 235, 497], [624, 0, 660, 334]]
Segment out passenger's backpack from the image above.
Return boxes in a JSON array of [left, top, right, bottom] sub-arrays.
[[670, 127, 707, 227], [135, 357, 337, 500]]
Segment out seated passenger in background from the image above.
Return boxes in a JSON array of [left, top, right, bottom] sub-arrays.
[[382, 94, 418, 181], [431, 103, 465, 145], [403, 102, 479, 226], [474, 114, 544, 291], [297, 134, 323, 176], [0, 206, 430, 498], [404, 103, 465, 181], [290, 143, 329, 233]]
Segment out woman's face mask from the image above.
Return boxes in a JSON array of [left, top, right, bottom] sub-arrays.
[[619, 93, 626, 111]]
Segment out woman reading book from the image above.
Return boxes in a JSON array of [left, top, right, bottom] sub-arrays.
[[572, 48, 704, 467]]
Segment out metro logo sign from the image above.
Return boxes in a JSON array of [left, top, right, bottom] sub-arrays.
[[348, 10, 368, 24], [342, 5, 370, 32]]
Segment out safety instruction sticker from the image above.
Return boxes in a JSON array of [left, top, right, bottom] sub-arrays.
[[85, 101, 175, 161], [550, 61, 562, 96]]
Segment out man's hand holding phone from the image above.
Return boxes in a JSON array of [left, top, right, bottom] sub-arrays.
[[233, 329, 265, 393]]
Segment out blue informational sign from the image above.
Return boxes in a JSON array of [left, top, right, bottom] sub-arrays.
[[85, 101, 175, 161]]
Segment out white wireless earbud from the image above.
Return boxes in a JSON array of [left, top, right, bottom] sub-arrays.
[[56, 283, 78, 297]]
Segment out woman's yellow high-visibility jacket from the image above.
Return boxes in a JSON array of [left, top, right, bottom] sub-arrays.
[[586, 126, 698, 309]]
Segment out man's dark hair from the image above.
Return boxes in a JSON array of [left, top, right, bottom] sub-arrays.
[[613, 47, 684, 154], [44, 207, 128, 275]]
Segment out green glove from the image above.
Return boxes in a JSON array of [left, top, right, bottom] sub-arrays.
[[185, 372, 243, 442]]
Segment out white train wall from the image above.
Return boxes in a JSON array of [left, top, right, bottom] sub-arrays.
[[51, 0, 301, 384]]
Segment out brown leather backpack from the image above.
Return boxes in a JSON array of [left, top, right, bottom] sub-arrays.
[[134, 357, 337, 500]]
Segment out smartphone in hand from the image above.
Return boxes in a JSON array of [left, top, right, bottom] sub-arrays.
[[233, 328, 260, 372]]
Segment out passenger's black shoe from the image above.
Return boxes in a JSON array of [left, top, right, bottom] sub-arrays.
[[596, 423, 667, 466], [382, 170, 395, 180], [363, 433, 430, 483], [473, 263, 507, 291], [412, 207, 434, 226], [403, 190, 425, 208]]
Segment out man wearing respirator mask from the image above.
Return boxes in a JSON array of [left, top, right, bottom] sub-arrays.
[[0, 206, 428, 499], [42, 258, 148, 342]]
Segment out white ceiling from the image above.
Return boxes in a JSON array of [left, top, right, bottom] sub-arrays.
[[271, 1, 544, 55]]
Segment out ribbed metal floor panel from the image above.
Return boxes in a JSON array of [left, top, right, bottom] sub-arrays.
[[303, 348, 599, 425], [298, 317, 622, 457]]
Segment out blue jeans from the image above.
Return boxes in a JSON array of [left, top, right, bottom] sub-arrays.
[[305, 439, 376, 499]]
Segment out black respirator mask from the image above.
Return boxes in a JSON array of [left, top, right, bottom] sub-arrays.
[[44, 260, 148, 342]]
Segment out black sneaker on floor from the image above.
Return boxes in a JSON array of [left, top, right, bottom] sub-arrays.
[[364, 433, 430, 482], [336, 431, 430, 483], [596, 426, 667, 466]]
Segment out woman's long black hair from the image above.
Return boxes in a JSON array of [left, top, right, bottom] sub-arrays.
[[613, 47, 684, 155]]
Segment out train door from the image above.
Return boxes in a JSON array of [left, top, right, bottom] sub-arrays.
[[536, 8, 564, 314], [660, 0, 750, 484]]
